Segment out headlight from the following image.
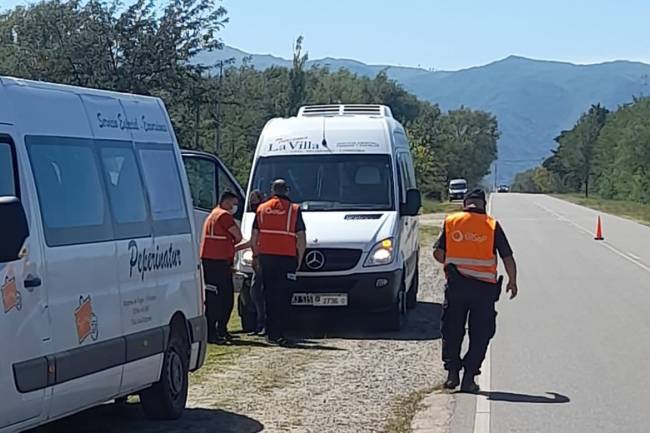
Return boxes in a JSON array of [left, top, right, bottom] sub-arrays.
[[241, 249, 254, 267], [364, 238, 394, 267]]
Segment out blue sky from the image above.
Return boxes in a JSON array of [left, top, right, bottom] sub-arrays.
[[3, 0, 650, 70]]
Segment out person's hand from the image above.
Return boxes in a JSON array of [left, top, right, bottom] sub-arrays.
[[506, 280, 518, 299], [252, 256, 259, 273]]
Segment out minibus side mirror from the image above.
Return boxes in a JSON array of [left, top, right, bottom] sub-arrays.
[[0, 196, 29, 263], [401, 189, 421, 217]]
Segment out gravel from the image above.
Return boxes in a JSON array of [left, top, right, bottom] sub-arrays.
[[33, 223, 448, 433]]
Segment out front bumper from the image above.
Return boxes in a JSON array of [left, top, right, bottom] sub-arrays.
[[449, 191, 466, 200], [291, 269, 403, 313]]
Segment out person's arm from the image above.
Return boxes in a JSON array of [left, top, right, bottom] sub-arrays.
[[296, 230, 306, 271], [235, 239, 251, 252], [222, 213, 243, 244], [503, 255, 518, 299], [495, 222, 518, 299], [251, 229, 260, 256], [432, 223, 446, 264]]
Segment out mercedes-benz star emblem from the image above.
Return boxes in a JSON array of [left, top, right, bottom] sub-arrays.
[[305, 250, 325, 271]]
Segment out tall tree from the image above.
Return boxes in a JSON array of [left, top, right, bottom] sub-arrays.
[[287, 35, 308, 117]]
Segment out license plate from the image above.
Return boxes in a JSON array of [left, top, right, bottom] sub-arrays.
[[291, 293, 348, 307]]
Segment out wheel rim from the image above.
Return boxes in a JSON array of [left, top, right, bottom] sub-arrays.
[[168, 350, 184, 397]]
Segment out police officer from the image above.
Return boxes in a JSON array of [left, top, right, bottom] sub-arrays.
[[433, 188, 518, 392], [251, 179, 306, 346], [200, 191, 245, 344]]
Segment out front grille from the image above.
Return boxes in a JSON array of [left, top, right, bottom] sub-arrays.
[[300, 248, 362, 272]]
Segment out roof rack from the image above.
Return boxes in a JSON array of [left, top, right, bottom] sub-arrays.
[[297, 104, 393, 118]]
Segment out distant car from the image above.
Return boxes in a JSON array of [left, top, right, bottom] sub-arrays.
[[497, 185, 510, 193], [448, 179, 468, 201]]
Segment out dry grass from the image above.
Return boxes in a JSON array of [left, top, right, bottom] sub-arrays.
[[555, 194, 650, 226]]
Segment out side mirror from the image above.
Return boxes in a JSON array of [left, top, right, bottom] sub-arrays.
[[0, 197, 29, 263], [401, 189, 421, 217]]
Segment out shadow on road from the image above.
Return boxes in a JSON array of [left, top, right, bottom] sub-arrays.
[[30, 403, 264, 433], [480, 391, 570, 404], [287, 300, 442, 341]]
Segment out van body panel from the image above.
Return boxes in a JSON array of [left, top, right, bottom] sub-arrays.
[[0, 76, 205, 432]]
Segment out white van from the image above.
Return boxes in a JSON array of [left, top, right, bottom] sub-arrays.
[[236, 104, 421, 330], [448, 178, 468, 201], [0, 77, 207, 433]]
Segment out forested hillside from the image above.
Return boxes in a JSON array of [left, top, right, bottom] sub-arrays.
[[0, 0, 499, 198]]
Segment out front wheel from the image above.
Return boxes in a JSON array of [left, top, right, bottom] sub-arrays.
[[380, 281, 406, 331], [140, 329, 189, 420]]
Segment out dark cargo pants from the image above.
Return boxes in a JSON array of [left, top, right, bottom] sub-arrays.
[[441, 273, 501, 376]]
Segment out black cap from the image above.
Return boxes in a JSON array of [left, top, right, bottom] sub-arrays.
[[271, 178, 289, 195], [464, 188, 486, 202]]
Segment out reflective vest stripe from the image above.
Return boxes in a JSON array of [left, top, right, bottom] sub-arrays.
[[286, 204, 293, 232], [259, 229, 297, 238], [205, 235, 228, 240], [445, 257, 497, 267], [456, 268, 497, 283]]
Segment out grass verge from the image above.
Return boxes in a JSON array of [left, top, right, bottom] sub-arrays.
[[554, 194, 650, 226], [419, 225, 441, 243], [421, 198, 462, 215], [190, 295, 253, 384], [381, 387, 438, 433]]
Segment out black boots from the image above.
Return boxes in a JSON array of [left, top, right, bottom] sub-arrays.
[[444, 370, 460, 389], [444, 369, 480, 393], [461, 373, 480, 393]]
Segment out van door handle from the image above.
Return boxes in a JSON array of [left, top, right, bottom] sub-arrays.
[[24, 276, 42, 289]]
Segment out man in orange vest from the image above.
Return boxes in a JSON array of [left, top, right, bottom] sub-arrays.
[[200, 191, 245, 344], [433, 188, 518, 392], [251, 179, 306, 346]]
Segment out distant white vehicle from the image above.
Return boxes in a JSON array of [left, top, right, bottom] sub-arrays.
[[0, 77, 207, 433], [448, 178, 468, 201], [235, 104, 421, 331]]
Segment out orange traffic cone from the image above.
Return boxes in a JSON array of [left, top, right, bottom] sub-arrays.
[[594, 216, 604, 240]]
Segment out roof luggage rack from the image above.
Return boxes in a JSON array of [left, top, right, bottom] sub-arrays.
[[297, 104, 393, 118]]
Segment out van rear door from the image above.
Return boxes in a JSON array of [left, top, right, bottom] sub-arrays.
[[0, 131, 50, 429]]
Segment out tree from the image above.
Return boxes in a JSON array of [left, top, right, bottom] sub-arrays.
[[287, 36, 308, 117]]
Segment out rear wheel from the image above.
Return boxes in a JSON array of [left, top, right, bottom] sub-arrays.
[[238, 295, 257, 332], [140, 326, 189, 420], [406, 260, 419, 310]]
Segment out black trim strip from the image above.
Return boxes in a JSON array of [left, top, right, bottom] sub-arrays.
[[189, 315, 207, 343], [12, 320, 194, 393], [13, 357, 48, 393]]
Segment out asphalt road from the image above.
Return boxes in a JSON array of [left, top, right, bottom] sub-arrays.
[[453, 193, 650, 433]]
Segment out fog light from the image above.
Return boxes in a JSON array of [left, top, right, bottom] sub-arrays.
[[376, 278, 389, 288]]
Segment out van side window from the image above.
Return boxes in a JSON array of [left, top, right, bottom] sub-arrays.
[[27, 137, 113, 247], [184, 157, 216, 210], [138, 145, 190, 236], [0, 138, 16, 197], [99, 144, 151, 239], [218, 168, 240, 199]]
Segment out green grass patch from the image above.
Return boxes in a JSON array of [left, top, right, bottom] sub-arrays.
[[190, 294, 254, 384], [381, 387, 437, 433], [555, 194, 650, 226], [419, 225, 441, 242], [421, 198, 462, 215]]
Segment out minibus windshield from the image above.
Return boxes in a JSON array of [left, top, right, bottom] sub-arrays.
[[250, 154, 394, 211]]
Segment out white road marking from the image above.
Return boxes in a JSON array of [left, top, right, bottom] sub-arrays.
[[629, 252, 642, 261], [532, 198, 650, 273], [473, 195, 494, 433]]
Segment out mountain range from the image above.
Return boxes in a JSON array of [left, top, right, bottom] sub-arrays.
[[196, 46, 650, 183]]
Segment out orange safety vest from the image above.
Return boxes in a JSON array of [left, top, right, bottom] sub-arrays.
[[256, 196, 300, 257], [444, 211, 498, 284], [200, 207, 235, 262]]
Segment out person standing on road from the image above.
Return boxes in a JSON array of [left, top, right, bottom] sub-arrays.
[[201, 191, 245, 344], [251, 179, 306, 346], [433, 188, 518, 392]]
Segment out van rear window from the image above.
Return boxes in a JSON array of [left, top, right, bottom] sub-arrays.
[[0, 141, 16, 197]]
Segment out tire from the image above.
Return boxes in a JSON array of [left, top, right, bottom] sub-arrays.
[[140, 328, 189, 420], [406, 260, 419, 310], [238, 295, 257, 332]]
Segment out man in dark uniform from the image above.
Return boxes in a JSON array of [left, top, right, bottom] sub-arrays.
[[251, 179, 306, 346], [433, 188, 518, 392]]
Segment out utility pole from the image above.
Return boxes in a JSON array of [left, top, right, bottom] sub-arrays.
[[215, 60, 223, 154], [193, 86, 200, 149]]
